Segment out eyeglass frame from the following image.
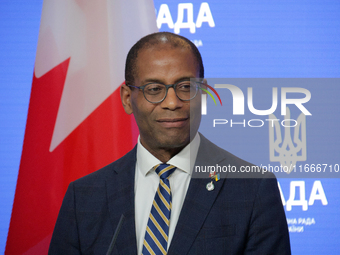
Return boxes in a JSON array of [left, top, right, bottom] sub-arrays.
[[126, 79, 204, 104]]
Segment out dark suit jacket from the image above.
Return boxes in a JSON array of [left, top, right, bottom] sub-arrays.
[[49, 134, 291, 255]]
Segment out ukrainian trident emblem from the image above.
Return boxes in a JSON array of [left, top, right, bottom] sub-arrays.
[[269, 107, 307, 173]]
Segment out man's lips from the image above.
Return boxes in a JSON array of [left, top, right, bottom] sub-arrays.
[[156, 117, 189, 128]]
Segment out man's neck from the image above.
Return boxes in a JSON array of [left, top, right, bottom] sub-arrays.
[[139, 133, 198, 163], [146, 146, 184, 163]]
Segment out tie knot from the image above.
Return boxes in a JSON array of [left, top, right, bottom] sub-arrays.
[[154, 163, 176, 180]]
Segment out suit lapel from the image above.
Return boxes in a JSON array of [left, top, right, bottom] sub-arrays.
[[105, 147, 138, 255], [168, 134, 227, 255], [103, 135, 227, 255]]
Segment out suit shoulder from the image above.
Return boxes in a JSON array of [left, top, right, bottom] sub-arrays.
[[198, 133, 276, 179], [198, 133, 253, 167]]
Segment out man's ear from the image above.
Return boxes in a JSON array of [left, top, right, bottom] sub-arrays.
[[120, 83, 133, 114]]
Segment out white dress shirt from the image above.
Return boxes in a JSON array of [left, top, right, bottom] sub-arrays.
[[134, 133, 200, 254]]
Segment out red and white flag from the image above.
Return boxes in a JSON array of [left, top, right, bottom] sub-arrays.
[[6, 1, 157, 254]]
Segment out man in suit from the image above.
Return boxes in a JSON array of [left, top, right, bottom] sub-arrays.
[[49, 32, 291, 254]]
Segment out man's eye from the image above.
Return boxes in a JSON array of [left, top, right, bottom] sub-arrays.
[[145, 84, 164, 94], [177, 82, 194, 91]]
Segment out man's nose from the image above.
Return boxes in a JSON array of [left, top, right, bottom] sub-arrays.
[[160, 87, 183, 110]]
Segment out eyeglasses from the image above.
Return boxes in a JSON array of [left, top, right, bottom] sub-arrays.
[[127, 79, 202, 104]]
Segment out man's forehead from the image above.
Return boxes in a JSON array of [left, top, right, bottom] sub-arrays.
[[128, 37, 202, 84], [136, 43, 196, 67], [138, 42, 191, 56], [135, 45, 197, 76]]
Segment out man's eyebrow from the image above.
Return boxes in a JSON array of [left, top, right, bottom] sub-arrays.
[[175, 76, 194, 82], [142, 78, 163, 84], [142, 76, 194, 85]]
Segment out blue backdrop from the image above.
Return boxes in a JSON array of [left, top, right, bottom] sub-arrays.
[[1, 0, 339, 253]]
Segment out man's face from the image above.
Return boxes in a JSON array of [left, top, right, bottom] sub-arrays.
[[124, 44, 201, 155]]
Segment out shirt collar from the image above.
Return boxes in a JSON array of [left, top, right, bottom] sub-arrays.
[[136, 133, 201, 176]]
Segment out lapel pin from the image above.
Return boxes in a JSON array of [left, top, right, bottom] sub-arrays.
[[209, 171, 216, 178], [206, 181, 214, 191], [209, 171, 220, 182]]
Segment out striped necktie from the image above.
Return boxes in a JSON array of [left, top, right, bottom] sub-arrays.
[[142, 164, 177, 255]]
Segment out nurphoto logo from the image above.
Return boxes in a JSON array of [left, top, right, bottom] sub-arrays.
[[198, 78, 312, 176]]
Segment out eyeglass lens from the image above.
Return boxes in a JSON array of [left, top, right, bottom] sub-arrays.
[[143, 81, 198, 103]]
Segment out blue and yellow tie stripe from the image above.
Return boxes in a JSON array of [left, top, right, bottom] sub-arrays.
[[142, 164, 176, 255]]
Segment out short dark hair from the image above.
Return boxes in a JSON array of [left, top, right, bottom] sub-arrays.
[[125, 32, 204, 85]]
